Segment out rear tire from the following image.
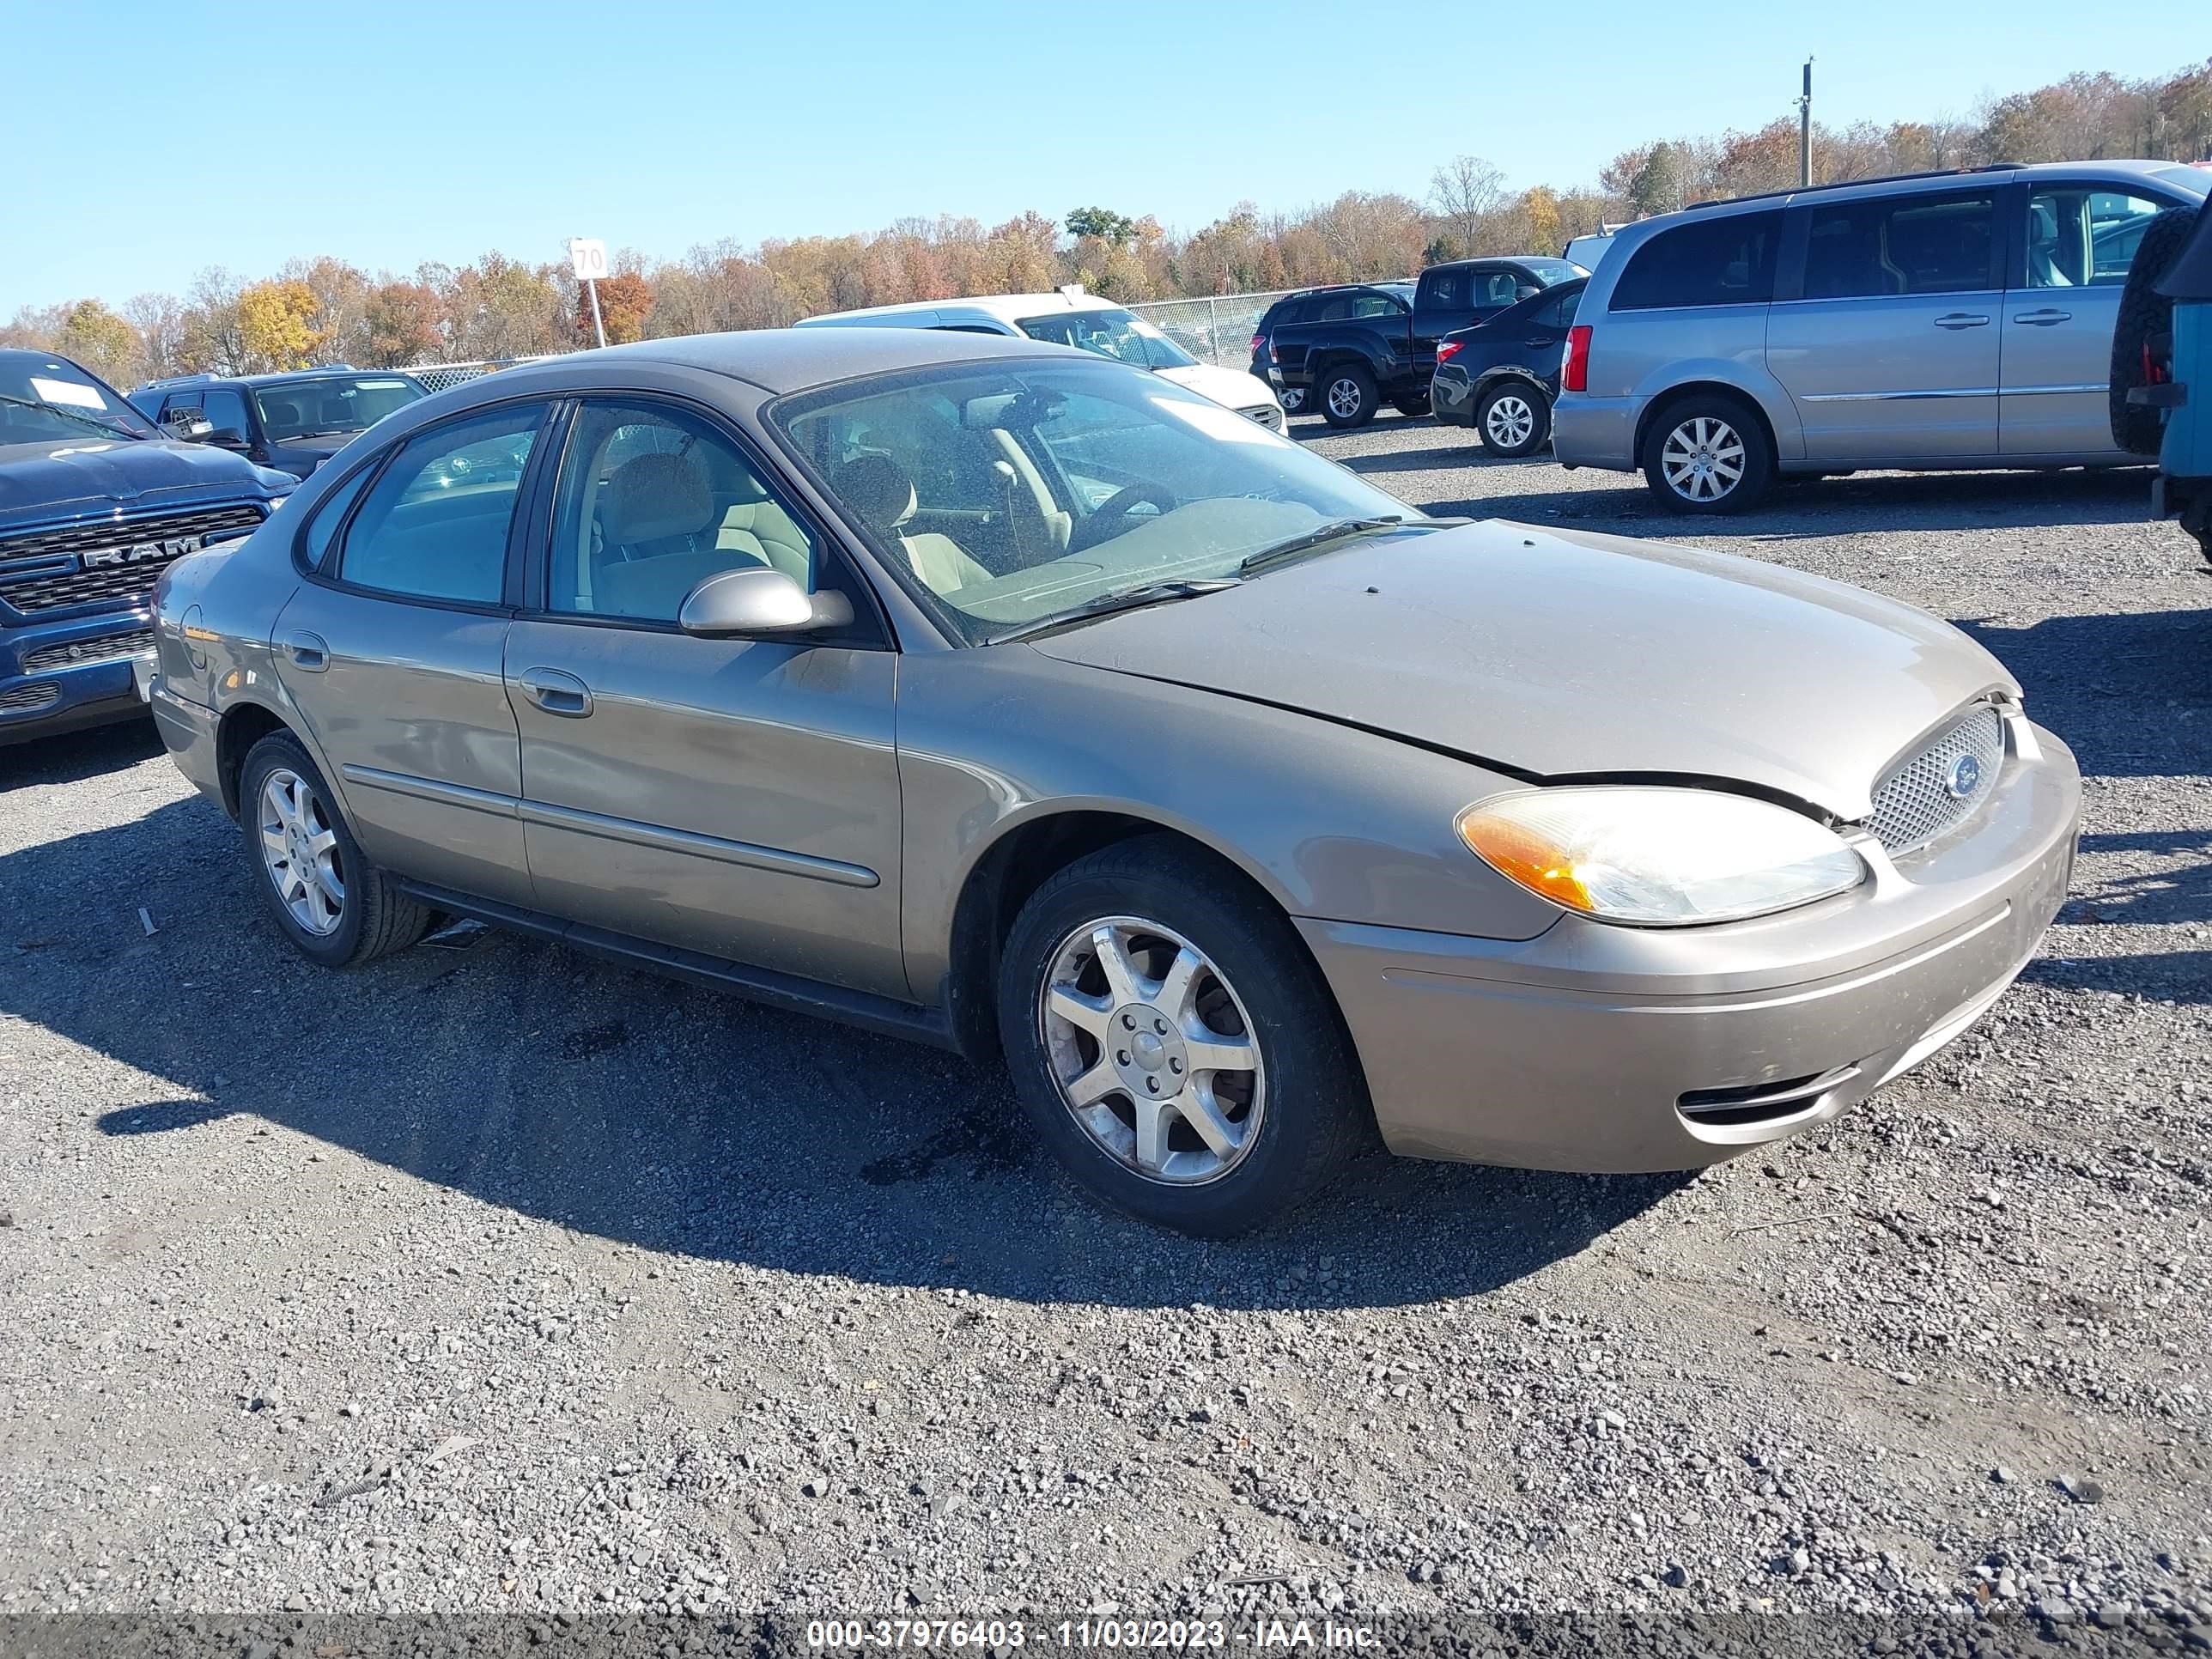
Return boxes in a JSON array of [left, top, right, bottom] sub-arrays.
[[996, 836, 1370, 1237], [2109, 204, 2200, 456], [1319, 364, 1379, 428], [1475, 382, 1552, 458], [1390, 393, 1431, 419], [1641, 394, 1773, 514], [238, 731, 433, 969]]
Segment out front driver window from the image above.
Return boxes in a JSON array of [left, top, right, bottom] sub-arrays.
[[337, 403, 545, 605], [549, 401, 817, 623]]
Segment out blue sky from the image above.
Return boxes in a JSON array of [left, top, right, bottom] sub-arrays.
[[6, 0, 2201, 313]]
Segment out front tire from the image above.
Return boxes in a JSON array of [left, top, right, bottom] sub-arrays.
[[1641, 394, 1773, 513], [239, 731, 433, 968], [1475, 382, 1552, 458], [996, 836, 1370, 1236], [1319, 364, 1379, 428]]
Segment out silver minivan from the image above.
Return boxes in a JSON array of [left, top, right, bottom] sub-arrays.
[[1551, 160, 2211, 512]]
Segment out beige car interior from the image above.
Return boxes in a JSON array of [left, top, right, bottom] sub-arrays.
[[569, 437, 814, 619]]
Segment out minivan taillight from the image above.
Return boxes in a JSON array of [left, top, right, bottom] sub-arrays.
[[1562, 325, 1592, 393], [1436, 340, 1462, 364]]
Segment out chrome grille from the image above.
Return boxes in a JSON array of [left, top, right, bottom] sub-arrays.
[[20, 629, 155, 674], [0, 504, 264, 614], [0, 684, 61, 716], [1866, 706, 2005, 854]]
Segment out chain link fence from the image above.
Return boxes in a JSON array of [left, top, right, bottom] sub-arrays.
[[404, 357, 557, 392], [1127, 291, 1299, 368]]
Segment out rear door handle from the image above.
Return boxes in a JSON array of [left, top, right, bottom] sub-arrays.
[[517, 665, 593, 718], [281, 631, 328, 672], [1933, 313, 1990, 329], [2011, 308, 2072, 325]]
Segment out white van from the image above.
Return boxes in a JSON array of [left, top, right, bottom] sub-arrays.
[[797, 291, 1287, 431]]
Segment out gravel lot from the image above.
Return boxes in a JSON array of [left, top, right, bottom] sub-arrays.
[[3, 416, 2210, 1651]]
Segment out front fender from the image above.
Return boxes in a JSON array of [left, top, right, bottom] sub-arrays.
[[893, 648, 1563, 1000]]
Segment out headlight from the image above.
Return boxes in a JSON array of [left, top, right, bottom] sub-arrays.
[[262, 495, 291, 517], [1456, 787, 1866, 927]]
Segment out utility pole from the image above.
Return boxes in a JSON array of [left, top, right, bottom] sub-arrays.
[[1797, 58, 1814, 187]]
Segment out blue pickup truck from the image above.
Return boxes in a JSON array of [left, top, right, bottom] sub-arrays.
[[2, 349, 295, 745]]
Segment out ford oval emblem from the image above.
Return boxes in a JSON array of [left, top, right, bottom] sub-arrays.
[[1945, 754, 1984, 799]]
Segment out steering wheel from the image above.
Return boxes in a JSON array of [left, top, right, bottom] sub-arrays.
[[1069, 481, 1179, 553]]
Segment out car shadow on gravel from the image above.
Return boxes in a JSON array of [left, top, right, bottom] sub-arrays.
[[9, 793, 1683, 1312], [1424, 466, 2160, 538], [0, 720, 162, 791]]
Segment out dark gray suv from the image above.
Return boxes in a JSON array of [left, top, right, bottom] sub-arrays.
[[1552, 160, 2212, 511]]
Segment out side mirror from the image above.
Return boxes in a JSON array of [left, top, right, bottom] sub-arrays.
[[677, 566, 854, 638]]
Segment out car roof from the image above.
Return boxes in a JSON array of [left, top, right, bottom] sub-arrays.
[[1670, 158, 2207, 217], [800, 292, 1128, 328], [435, 326, 1083, 400], [134, 368, 422, 393]]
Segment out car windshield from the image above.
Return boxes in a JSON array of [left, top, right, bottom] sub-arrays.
[[0, 356, 158, 444], [1016, 308, 1199, 371], [2153, 164, 2211, 197], [774, 359, 1421, 643], [252, 375, 425, 442]]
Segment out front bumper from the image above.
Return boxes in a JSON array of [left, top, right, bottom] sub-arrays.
[[1302, 724, 2081, 1172], [0, 615, 157, 746], [1549, 392, 1642, 471]]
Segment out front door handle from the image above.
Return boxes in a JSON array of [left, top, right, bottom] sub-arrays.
[[281, 631, 328, 672], [2011, 308, 2072, 325], [517, 665, 593, 718], [1933, 313, 1991, 330]]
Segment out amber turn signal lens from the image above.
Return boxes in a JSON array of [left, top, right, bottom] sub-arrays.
[[1456, 813, 1595, 913]]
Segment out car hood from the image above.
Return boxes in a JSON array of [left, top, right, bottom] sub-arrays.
[[1156, 362, 1279, 413], [1025, 520, 2018, 820], [0, 436, 281, 530]]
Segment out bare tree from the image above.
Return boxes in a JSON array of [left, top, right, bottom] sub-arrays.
[[1428, 155, 1509, 254]]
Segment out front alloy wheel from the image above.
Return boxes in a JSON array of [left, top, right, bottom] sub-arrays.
[[1037, 916, 1265, 1184], [996, 835, 1371, 1235], [258, 767, 345, 935]]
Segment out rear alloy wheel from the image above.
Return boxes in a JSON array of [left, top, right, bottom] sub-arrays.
[[1642, 397, 1773, 514], [1320, 364, 1379, 428], [997, 836, 1370, 1235], [1476, 383, 1551, 458], [238, 730, 433, 968], [1279, 386, 1306, 415]]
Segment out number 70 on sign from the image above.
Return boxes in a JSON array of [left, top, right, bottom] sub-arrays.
[[568, 238, 609, 282]]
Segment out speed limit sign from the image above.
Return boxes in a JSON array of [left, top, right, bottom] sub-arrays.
[[568, 238, 609, 282]]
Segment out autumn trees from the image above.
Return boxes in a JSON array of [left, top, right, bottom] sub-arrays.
[[6, 53, 2208, 390]]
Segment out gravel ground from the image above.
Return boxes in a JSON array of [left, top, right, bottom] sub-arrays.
[[3, 416, 2209, 1654]]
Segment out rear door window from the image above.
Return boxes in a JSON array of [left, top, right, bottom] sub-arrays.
[[1802, 190, 1997, 298], [336, 404, 546, 605], [1611, 210, 1783, 309]]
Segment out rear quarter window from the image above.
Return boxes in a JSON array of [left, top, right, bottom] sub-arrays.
[[1610, 210, 1783, 310]]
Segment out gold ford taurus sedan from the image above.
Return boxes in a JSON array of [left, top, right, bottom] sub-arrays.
[[139, 329, 2080, 1235]]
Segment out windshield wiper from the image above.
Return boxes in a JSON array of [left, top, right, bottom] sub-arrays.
[[1236, 516, 1415, 575], [992, 579, 1241, 645], [0, 392, 135, 439]]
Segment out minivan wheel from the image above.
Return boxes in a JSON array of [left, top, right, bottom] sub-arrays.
[[1320, 364, 1379, 428], [1476, 383, 1552, 458], [996, 836, 1370, 1237], [1642, 396, 1772, 513], [239, 731, 433, 968]]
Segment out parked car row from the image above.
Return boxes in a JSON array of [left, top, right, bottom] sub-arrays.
[[1246, 256, 1586, 427]]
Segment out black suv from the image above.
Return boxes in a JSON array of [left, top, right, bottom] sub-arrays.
[[129, 368, 429, 481], [3, 350, 292, 744], [1431, 278, 1586, 456], [1250, 257, 1583, 428]]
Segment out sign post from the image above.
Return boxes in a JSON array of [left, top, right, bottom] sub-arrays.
[[568, 237, 610, 349]]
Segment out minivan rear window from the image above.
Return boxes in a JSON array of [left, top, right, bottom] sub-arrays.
[[1610, 211, 1783, 310]]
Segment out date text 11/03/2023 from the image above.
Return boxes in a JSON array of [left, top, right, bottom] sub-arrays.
[[805, 1618, 1382, 1650]]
